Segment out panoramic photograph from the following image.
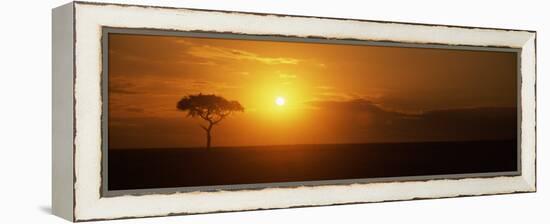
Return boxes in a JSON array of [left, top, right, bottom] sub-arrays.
[[106, 32, 518, 191]]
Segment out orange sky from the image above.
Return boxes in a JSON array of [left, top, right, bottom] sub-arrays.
[[108, 33, 518, 149]]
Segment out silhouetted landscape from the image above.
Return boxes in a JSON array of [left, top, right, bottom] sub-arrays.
[[109, 139, 517, 190], [107, 33, 519, 191]]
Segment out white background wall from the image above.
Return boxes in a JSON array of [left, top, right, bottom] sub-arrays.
[[0, 0, 547, 223]]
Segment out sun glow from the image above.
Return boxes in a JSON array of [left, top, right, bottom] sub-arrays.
[[275, 97, 286, 106]]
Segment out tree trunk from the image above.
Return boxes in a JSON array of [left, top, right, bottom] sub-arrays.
[[205, 123, 213, 149], [206, 130, 211, 149]]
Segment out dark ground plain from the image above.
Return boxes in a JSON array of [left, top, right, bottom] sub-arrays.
[[108, 139, 517, 190]]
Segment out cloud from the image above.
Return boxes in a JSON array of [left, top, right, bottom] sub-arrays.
[[309, 99, 412, 118], [316, 86, 334, 90], [109, 80, 142, 95], [311, 91, 363, 102], [278, 73, 297, 79], [309, 98, 517, 142], [187, 45, 300, 65]]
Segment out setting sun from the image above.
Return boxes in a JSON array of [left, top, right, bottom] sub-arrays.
[[275, 97, 286, 106]]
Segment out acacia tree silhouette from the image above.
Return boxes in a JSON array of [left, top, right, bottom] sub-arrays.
[[177, 94, 244, 149]]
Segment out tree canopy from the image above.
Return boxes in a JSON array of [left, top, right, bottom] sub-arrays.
[[177, 94, 244, 149]]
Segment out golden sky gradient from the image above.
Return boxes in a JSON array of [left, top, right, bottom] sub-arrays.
[[108, 33, 517, 149]]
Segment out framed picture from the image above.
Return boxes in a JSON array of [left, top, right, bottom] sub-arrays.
[[52, 1, 536, 221]]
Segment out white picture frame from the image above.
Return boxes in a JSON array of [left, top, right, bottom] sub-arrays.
[[52, 1, 536, 221]]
